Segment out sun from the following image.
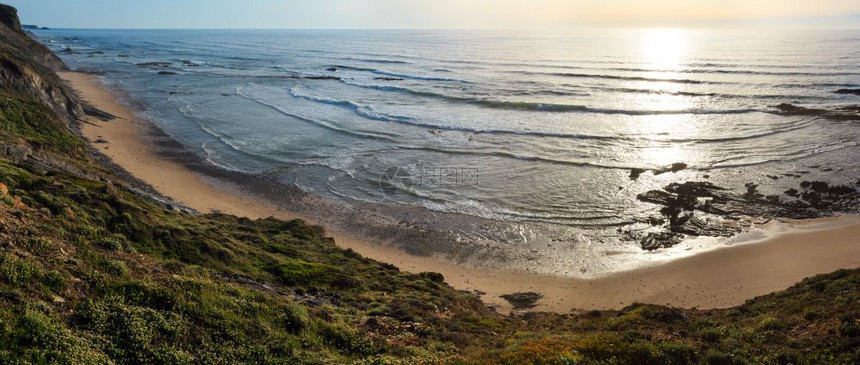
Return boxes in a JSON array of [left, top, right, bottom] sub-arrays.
[[638, 28, 690, 71]]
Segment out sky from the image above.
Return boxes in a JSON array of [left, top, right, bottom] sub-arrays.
[[7, 0, 860, 29]]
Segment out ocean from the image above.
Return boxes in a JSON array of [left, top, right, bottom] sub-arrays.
[[36, 28, 860, 277]]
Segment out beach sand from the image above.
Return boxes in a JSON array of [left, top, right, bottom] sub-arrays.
[[60, 71, 860, 313]]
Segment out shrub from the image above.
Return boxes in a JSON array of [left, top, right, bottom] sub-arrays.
[[101, 259, 130, 277], [270, 261, 341, 287], [757, 316, 786, 332], [0, 253, 42, 286], [320, 323, 376, 356], [803, 309, 822, 321], [283, 303, 310, 334], [705, 350, 744, 365], [658, 342, 698, 365], [419, 272, 444, 283]]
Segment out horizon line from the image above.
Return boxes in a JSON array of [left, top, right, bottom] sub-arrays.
[[22, 12, 860, 31]]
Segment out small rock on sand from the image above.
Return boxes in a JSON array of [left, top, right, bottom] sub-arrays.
[[500, 292, 543, 309]]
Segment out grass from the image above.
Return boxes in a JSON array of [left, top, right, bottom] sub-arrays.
[[0, 93, 83, 154]]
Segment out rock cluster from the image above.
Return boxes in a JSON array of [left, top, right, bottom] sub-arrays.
[[634, 179, 859, 250]]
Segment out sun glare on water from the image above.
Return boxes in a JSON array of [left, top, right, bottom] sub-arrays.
[[625, 28, 701, 168], [639, 28, 690, 70]]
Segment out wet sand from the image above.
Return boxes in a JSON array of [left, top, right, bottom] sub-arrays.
[[60, 71, 860, 313]]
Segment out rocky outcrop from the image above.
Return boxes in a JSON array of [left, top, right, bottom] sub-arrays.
[[0, 6, 65, 71], [0, 4, 21, 32], [771, 103, 860, 121], [0, 3, 91, 179], [835, 89, 860, 95], [500, 292, 543, 309], [0, 5, 80, 123], [137, 61, 172, 67], [629, 162, 687, 180], [634, 179, 860, 250]]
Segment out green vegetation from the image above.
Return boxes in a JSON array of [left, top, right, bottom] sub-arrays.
[[0, 93, 83, 153], [0, 5, 858, 363]]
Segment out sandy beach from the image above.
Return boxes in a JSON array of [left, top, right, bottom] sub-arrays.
[[60, 71, 860, 313]]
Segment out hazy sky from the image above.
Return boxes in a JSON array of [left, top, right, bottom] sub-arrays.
[[7, 0, 860, 29]]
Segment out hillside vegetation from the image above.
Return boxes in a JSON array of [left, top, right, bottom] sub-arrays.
[[0, 4, 858, 364]]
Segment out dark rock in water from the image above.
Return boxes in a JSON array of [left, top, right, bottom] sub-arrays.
[[774, 103, 815, 115], [500, 292, 543, 309], [639, 182, 731, 232], [374, 77, 404, 81], [835, 89, 860, 95], [672, 216, 739, 237], [653, 162, 688, 175], [827, 185, 856, 196], [137, 61, 172, 67], [303, 75, 341, 80], [808, 181, 829, 193], [157, 71, 177, 76], [771, 103, 860, 121], [641, 231, 683, 251], [636, 177, 860, 251], [801, 191, 821, 205], [60, 46, 77, 54], [117, 54, 129, 58], [637, 189, 675, 206], [646, 216, 665, 226], [629, 168, 647, 180], [88, 51, 104, 55], [665, 181, 725, 198], [743, 183, 764, 201], [326, 67, 337, 72], [630, 163, 688, 179], [669, 162, 687, 172]]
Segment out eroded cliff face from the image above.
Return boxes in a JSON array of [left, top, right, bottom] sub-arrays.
[[0, 4, 20, 31], [0, 4, 81, 124], [0, 4, 87, 169]]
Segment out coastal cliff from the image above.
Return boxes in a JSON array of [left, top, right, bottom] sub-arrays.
[[0, 2, 85, 174], [0, 4, 858, 364], [0, 4, 76, 114]]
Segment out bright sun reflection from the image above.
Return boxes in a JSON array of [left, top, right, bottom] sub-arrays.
[[638, 28, 689, 70], [627, 28, 698, 168]]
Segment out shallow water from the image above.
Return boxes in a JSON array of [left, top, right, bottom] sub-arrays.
[[38, 28, 860, 277]]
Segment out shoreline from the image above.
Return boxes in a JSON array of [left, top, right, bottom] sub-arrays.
[[60, 71, 860, 313]]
